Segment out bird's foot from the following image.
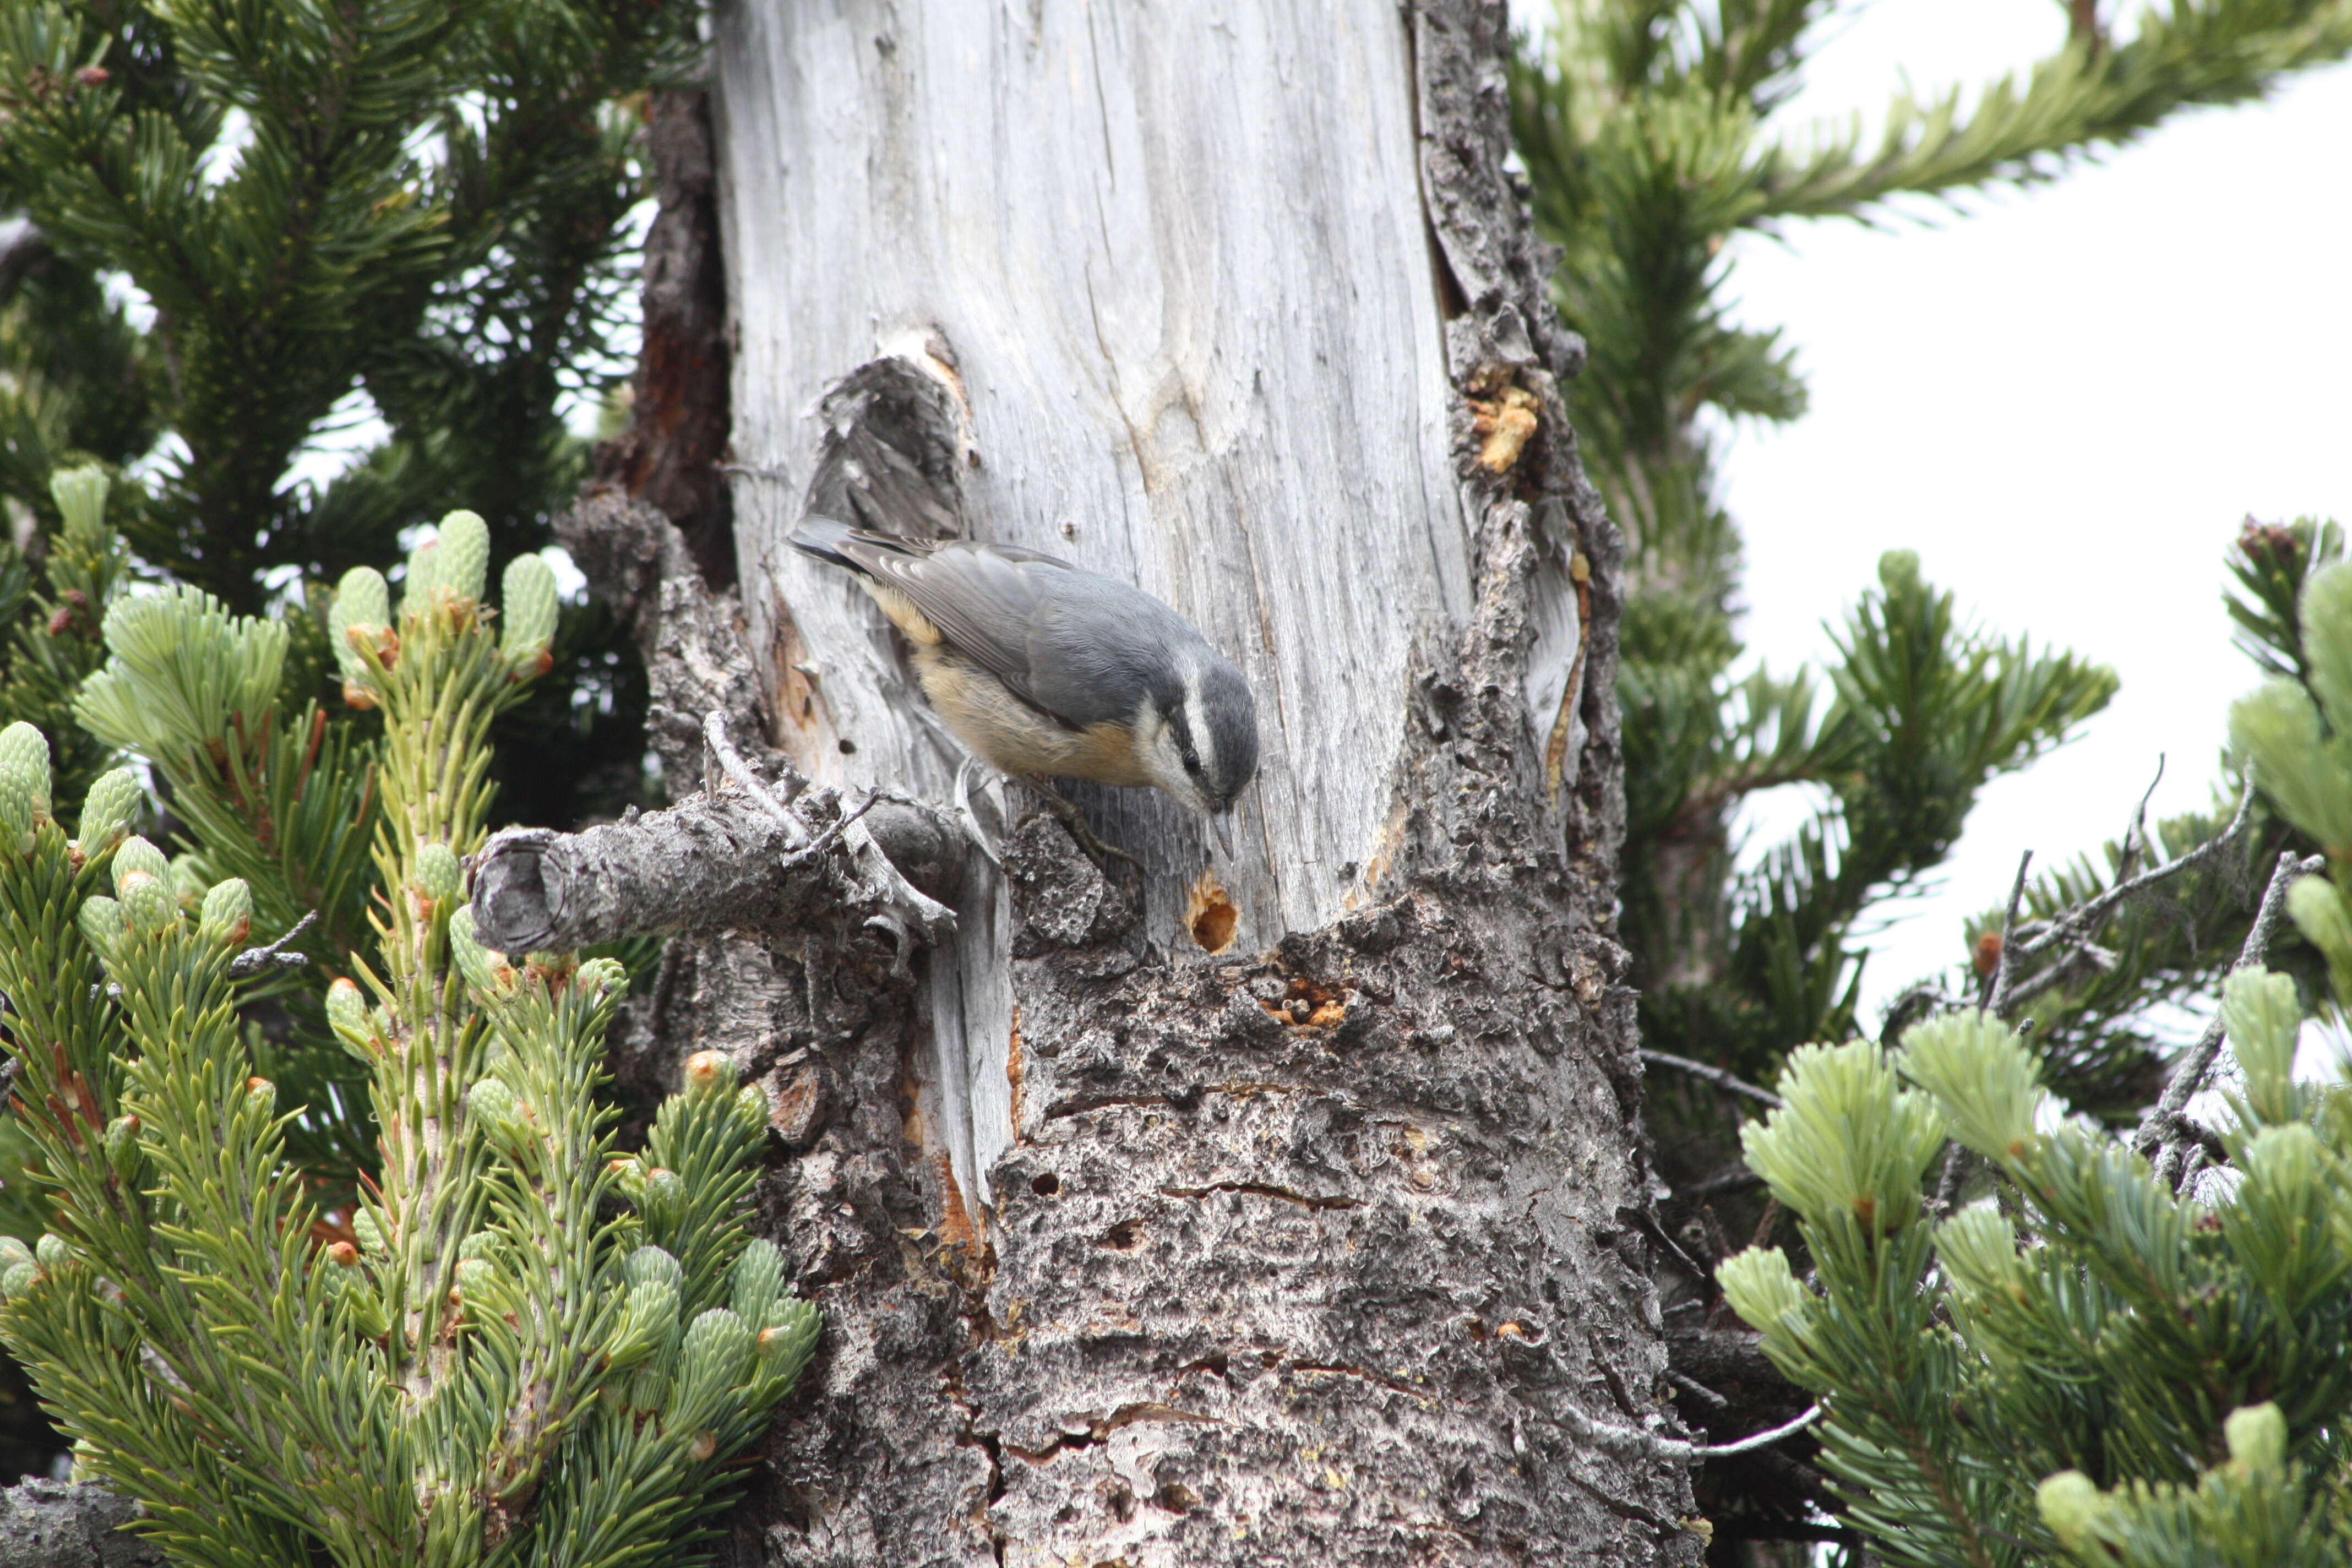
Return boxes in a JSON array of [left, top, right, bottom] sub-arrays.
[[1019, 780, 1143, 878]]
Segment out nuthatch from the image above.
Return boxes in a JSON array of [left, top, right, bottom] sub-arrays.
[[790, 518, 1259, 855]]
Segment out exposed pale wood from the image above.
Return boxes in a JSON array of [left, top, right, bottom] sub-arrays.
[[714, 0, 1586, 1236], [717, 0, 1472, 940]]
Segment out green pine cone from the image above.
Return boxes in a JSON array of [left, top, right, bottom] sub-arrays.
[[2297, 560, 2352, 737], [2036, 1471, 2103, 1549], [678, 1308, 754, 1397], [104, 1116, 141, 1184], [624, 1244, 683, 1293], [608, 1155, 649, 1203], [2289, 878, 2352, 966], [113, 836, 168, 894], [77, 896, 126, 962], [118, 872, 178, 934], [682, 1049, 737, 1098], [326, 978, 379, 1059], [0, 1262, 35, 1300], [448, 907, 509, 994], [755, 1297, 821, 1387], [607, 1277, 681, 1371], [74, 769, 141, 857], [435, 511, 491, 603], [729, 1240, 788, 1323], [2225, 1402, 2286, 1471], [47, 465, 110, 551], [0, 1238, 30, 1274], [0, 723, 51, 817], [575, 956, 628, 999], [329, 567, 393, 683], [639, 1167, 685, 1232], [2229, 680, 2352, 852], [0, 765, 35, 857], [467, 1079, 536, 1160], [1717, 1246, 1809, 1338], [199, 879, 253, 945], [401, 537, 442, 620], [500, 554, 560, 673], [452, 1256, 498, 1304], [34, 1235, 70, 1270], [415, 843, 464, 904]]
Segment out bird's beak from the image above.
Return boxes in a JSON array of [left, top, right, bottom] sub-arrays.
[[1210, 811, 1236, 859]]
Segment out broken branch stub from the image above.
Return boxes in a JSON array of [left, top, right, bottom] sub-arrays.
[[470, 786, 957, 953]]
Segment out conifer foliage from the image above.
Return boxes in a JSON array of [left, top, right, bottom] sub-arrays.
[[0, 472, 817, 1566], [1510, 0, 2352, 1107], [1718, 545, 2352, 1567], [0, 0, 688, 831]]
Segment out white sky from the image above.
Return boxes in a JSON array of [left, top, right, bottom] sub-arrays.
[[1715, 3, 2352, 1025]]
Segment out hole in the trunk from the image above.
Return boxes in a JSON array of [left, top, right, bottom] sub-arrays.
[[1185, 868, 1237, 953], [1101, 1219, 1143, 1250], [1031, 1172, 1060, 1196]]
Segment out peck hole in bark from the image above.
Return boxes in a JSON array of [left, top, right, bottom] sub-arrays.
[[1031, 1173, 1060, 1196], [1185, 869, 1237, 954]]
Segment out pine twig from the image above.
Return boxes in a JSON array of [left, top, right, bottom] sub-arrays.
[[1641, 1049, 1782, 1110], [228, 910, 318, 976], [701, 711, 809, 848], [2137, 849, 2323, 1187], [1560, 1397, 1822, 1461], [2013, 786, 2252, 962], [1979, 851, 2034, 1015]]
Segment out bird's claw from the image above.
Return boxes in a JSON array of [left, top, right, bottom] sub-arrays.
[[1021, 780, 1143, 878]]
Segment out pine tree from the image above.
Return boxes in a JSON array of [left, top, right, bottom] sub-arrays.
[[1716, 531, 2352, 1565], [1509, 3, 2352, 1555], [0, 470, 818, 1565], [1510, 0, 2352, 1118], [0, 0, 686, 835]]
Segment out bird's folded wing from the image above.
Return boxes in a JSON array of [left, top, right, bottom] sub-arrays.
[[831, 535, 1068, 715]]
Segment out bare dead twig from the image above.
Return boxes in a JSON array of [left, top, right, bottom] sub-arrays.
[[1980, 851, 2034, 1016], [1641, 1049, 1782, 1110], [1560, 1397, 1823, 1462], [2114, 754, 2166, 887], [775, 790, 880, 874], [2014, 787, 2252, 962], [701, 711, 809, 848], [2138, 849, 2324, 1186], [230, 911, 319, 976], [1995, 938, 2118, 1017]]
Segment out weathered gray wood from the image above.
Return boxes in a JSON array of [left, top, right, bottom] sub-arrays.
[[658, 1, 1689, 1562], [715, 0, 1591, 1226], [720, 2, 1473, 934]]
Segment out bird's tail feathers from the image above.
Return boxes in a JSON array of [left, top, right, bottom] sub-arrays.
[[787, 515, 864, 572]]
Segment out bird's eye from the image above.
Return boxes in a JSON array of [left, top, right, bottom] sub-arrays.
[[1180, 747, 1200, 775]]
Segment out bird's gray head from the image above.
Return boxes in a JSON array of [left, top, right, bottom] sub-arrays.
[[1137, 652, 1258, 852]]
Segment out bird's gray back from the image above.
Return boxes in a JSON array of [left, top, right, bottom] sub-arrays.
[[836, 534, 1201, 729]]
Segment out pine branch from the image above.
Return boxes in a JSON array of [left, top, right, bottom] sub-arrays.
[[2133, 848, 2323, 1185], [1752, 1, 2352, 222]]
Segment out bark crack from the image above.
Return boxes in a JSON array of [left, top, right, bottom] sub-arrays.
[[1157, 1181, 1361, 1212], [1001, 1401, 1222, 1465]]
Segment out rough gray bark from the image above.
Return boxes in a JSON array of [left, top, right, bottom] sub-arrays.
[[497, 1, 1701, 1562], [0, 1483, 161, 1567]]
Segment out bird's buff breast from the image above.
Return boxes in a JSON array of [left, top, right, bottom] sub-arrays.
[[914, 646, 1151, 786]]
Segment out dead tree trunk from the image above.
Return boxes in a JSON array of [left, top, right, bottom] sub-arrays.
[[560, 2, 1700, 1562]]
